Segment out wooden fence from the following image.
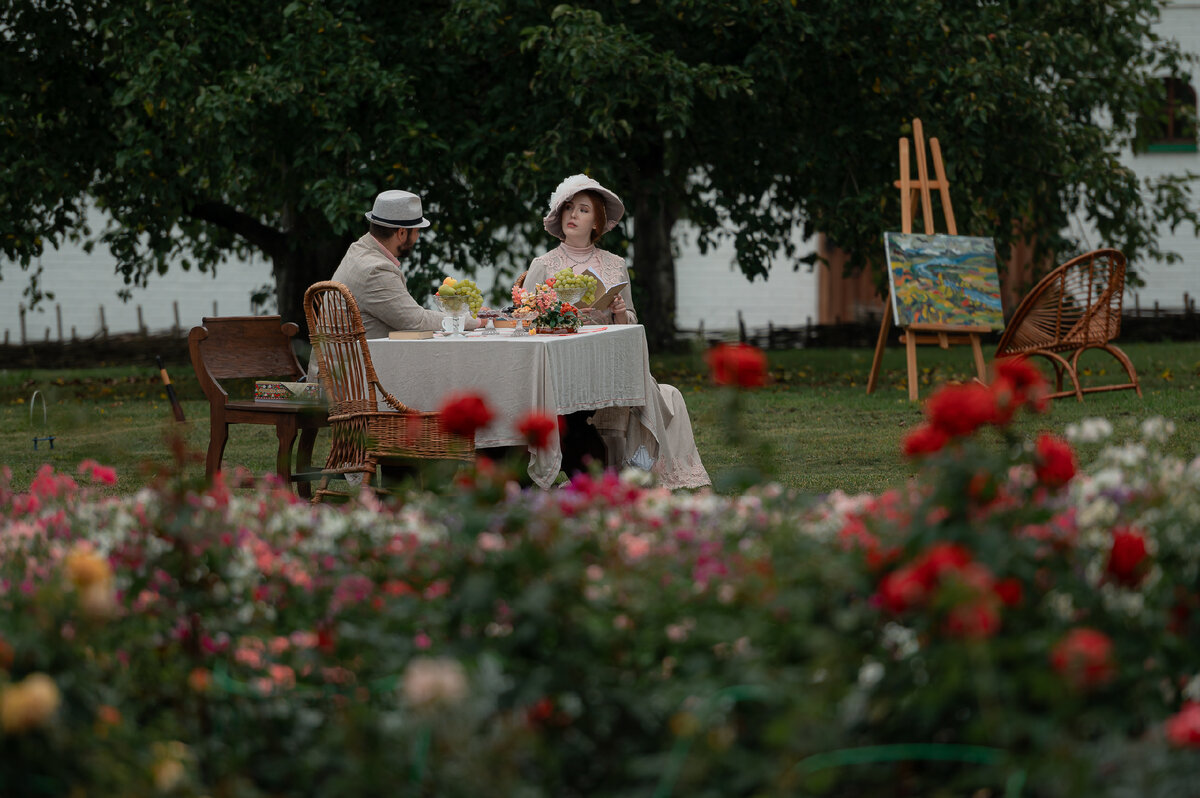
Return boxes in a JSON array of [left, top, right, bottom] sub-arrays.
[[1, 296, 1196, 370], [7, 300, 226, 347], [682, 293, 1200, 351]]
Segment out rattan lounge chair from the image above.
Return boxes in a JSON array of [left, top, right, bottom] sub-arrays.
[[994, 248, 1141, 401], [303, 281, 474, 501]]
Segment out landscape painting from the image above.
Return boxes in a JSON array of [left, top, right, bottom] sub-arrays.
[[883, 233, 1005, 329]]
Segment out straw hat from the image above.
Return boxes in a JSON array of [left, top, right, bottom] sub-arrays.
[[542, 174, 624, 240], [364, 190, 431, 229]]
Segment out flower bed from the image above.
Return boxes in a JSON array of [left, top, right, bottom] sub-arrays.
[[3, 362, 1200, 795]]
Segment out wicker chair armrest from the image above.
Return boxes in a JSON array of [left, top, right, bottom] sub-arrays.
[[372, 381, 412, 413]]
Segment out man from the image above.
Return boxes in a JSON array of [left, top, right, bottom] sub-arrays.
[[330, 189, 476, 338]]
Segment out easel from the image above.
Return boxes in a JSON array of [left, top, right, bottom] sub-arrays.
[[865, 118, 988, 401]]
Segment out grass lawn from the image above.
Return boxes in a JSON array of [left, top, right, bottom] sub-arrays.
[[2, 341, 1197, 497]]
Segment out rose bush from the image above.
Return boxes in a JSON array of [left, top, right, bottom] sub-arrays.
[[3, 362, 1200, 795]]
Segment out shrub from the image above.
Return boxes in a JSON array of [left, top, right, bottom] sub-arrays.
[[3, 374, 1200, 795]]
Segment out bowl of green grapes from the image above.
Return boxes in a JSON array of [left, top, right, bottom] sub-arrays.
[[551, 269, 598, 307]]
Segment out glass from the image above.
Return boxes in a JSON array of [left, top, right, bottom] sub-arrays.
[[433, 295, 470, 338], [555, 285, 587, 306], [504, 309, 530, 337], [478, 310, 500, 336]]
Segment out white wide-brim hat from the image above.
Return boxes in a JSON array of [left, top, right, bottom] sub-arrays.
[[364, 190, 431, 229], [542, 174, 624, 240]]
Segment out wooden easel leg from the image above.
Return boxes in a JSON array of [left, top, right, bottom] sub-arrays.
[[906, 334, 919, 402], [866, 301, 893, 395], [970, 334, 987, 382]]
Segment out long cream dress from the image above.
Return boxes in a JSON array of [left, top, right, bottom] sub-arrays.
[[526, 243, 711, 489]]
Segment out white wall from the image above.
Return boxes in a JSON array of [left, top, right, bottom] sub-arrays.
[[1104, 1, 1200, 309], [0, 209, 818, 343], [669, 226, 818, 330], [1, 207, 275, 344]]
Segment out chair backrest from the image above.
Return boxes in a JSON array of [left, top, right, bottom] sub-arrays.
[[189, 316, 305, 401], [996, 249, 1126, 357], [304, 281, 380, 417]]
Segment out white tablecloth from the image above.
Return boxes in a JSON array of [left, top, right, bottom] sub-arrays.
[[366, 325, 654, 488]]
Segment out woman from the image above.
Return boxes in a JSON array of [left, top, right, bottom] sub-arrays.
[[525, 174, 711, 490]]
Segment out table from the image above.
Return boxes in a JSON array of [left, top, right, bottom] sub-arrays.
[[367, 325, 655, 488]]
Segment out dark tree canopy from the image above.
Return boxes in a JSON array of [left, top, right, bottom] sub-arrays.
[[2, 0, 1196, 350]]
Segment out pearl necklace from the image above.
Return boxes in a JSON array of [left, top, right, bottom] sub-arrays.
[[559, 244, 596, 265]]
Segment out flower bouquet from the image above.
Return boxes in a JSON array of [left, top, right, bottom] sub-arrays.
[[512, 282, 582, 334]]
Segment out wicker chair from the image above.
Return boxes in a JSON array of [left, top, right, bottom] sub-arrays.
[[303, 281, 474, 501], [995, 248, 1141, 401]]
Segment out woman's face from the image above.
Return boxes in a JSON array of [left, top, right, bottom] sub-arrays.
[[560, 192, 597, 244]]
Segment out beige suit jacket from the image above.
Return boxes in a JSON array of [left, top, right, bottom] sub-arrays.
[[331, 234, 447, 339]]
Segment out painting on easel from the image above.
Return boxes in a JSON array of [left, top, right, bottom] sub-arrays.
[[883, 233, 1005, 329]]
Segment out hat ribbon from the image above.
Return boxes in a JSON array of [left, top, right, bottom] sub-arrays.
[[368, 212, 424, 226]]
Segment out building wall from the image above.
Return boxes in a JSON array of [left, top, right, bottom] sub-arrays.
[[1, 210, 277, 345], [0, 210, 819, 342], [665, 228, 818, 331], [1116, 2, 1200, 312]]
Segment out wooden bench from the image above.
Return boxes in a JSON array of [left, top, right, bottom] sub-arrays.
[[189, 316, 328, 493]]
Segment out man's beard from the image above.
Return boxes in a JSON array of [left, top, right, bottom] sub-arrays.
[[396, 236, 416, 260]]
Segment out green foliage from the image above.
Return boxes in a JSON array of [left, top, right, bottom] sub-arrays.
[[3, 1, 1198, 346], [4, 397, 1200, 794]]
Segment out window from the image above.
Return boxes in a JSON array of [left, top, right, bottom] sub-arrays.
[[1138, 77, 1197, 153]]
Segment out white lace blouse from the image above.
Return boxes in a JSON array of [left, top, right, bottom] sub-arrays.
[[525, 243, 638, 325]]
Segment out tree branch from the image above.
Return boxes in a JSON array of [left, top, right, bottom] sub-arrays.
[[186, 201, 287, 260]]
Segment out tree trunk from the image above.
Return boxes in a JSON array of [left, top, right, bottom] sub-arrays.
[[271, 236, 352, 339], [630, 184, 679, 353]]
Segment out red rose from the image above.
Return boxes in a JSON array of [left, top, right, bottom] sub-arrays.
[[1035, 434, 1077, 488], [902, 423, 949, 458], [527, 697, 556, 727], [992, 356, 1049, 422], [944, 599, 1001, 639], [1165, 702, 1200, 748], [913, 542, 973, 587], [925, 382, 997, 437], [705, 343, 767, 388], [1050, 628, 1115, 689], [967, 471, 997, 503], [877, 564, 928, 613], [516, 411, 558, 450], [1106, 527, 1149, 587], [993, 577, 1024, 607], [438, 392, 495, 438]]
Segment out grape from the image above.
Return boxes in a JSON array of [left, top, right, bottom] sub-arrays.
[[436, 277, 485, 316], [552, 269, 598, 305]]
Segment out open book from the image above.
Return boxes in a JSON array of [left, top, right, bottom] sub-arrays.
[[581, 268, 628, 312]]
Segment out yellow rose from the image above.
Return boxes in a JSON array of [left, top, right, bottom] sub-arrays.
[[78, 581, 117, 620], [151, 741, 190, 791], [1, 673, 62, 733], [152, 759, 186, 792], [400, 657, 468, 711], [65, 546, 112, 588]]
